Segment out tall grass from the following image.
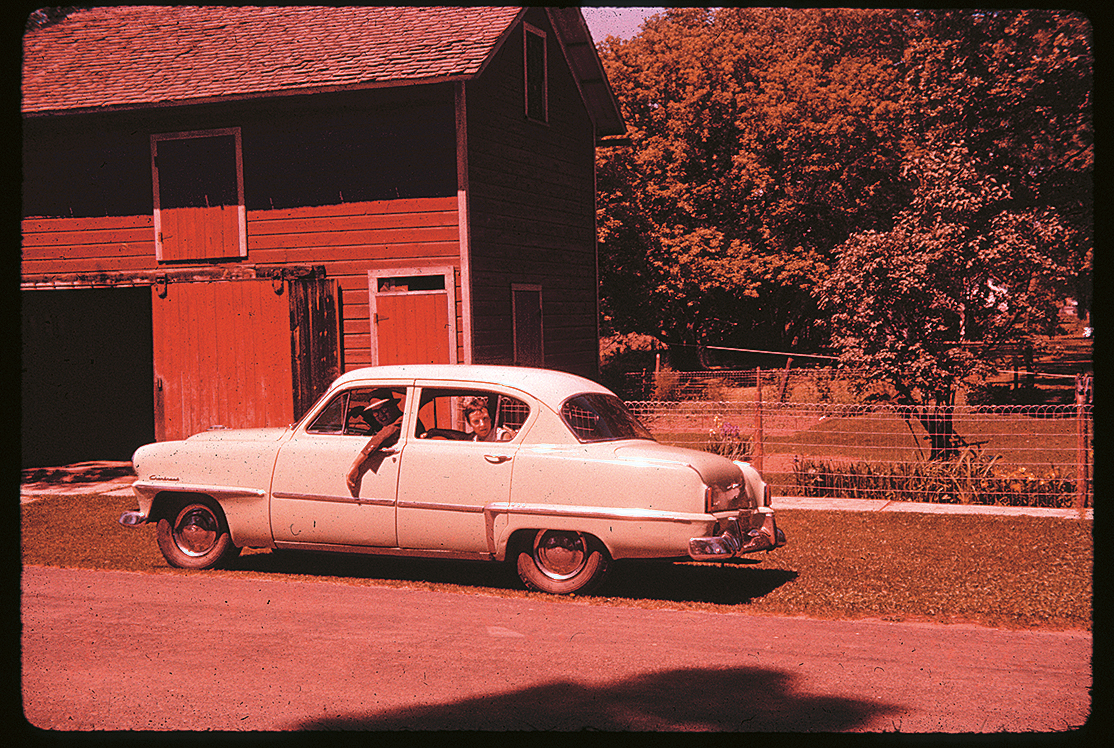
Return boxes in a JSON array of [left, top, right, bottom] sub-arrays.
[[782, 446, 1077, 507]]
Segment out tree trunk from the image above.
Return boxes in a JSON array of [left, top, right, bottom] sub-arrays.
[[924, 405, 960, 461], [894, 382, 963, 461]]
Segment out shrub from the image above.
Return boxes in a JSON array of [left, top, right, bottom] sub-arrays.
[[651, 369, 682, 401], [783, 447, 1077, 507], [598, 333, 663, 399], [704, 416, 753, 461]]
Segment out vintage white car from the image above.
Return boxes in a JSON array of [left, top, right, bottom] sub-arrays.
[[120, 365, 785, 594]]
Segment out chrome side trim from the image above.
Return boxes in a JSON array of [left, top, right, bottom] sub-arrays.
[[132, 481, 266, 500], [397, 500, 484, 513], [272, 541, 493, 562], [478, 502, 711, 561], [271, 491, 395, 507], [484, 502, 709, 524]]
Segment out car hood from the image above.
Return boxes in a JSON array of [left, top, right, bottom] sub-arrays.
[[184, 426, 292, 442], [612, 442, 742, 487]]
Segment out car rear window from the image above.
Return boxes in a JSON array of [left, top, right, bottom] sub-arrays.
[[560, 393, 655, 443]]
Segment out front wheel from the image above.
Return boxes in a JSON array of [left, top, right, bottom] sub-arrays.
[[515, 530, 610, 595], [156, 500, 241, 570]]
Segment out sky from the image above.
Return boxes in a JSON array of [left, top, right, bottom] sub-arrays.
[[581, 7, 664, 42]]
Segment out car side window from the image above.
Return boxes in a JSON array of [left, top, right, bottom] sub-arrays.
[[306, 393, 348, 434], [414, 388, 528, 442], [306, 387, 407, 435]]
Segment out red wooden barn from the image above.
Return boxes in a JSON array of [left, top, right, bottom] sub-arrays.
[[20, 6, 625, 467]]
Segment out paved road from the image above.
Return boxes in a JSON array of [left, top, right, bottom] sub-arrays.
[[21, 566, 1091, 732]]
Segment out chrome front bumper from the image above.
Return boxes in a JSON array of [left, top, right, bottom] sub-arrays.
[[688, 509, 786, 561]]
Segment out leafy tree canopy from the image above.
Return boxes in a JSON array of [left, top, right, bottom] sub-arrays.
[[598, 8, 910, 358], [819, 10, 1092, 404], [597, 8, 1092, 401]]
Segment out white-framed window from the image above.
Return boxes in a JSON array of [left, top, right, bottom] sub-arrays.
[[151, 128, 246, 262], [524, 24, 548, 123], [512, 283, 543, 367]]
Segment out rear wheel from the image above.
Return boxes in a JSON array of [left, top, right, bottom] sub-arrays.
[[156, 499, 241, 570], [515, 530, 609, 595]]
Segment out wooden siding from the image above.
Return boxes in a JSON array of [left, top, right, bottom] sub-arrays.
[[246, 197, 462, 371], [465, 8, 599, 379], [21, 215, 156, 275], [22, 196, 462, 372]]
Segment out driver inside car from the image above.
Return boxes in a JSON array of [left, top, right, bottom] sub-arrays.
[[345, 397, 403, 496]]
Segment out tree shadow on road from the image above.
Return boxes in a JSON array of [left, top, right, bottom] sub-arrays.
[[232, 551, 796, 606], [297, 665, 900, 731], [20, 460, 134, 486]]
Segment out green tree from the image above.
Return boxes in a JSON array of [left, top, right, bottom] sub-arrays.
[[820, 10, 1092, 403], [597, 8, 909, 365], [597, 9, 1091, 421]]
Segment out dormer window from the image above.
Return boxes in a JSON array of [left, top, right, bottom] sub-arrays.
[[524, 24, 548, 123]]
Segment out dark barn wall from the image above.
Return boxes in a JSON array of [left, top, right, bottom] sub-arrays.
[[22, 86, 462, 459], [466, 9, 600, 379], [22, 86, 457, 221], [242, 88, 457, 210], [21, 287, 154, 467], [22, 115, 154, 220]]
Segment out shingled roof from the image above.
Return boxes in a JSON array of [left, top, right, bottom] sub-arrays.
[[22, 6, 624, 136]]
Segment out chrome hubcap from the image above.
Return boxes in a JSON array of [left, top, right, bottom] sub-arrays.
[[533, 531, 588, 581], [175, 507, 219, 556]]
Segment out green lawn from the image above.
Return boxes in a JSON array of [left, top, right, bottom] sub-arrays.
[[22, 491, 1092, 631]]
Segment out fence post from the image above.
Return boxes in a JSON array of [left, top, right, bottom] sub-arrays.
[[754, 368, 764, 471], [1075, 374, 1090, 517], [778, 357, 793, 402]]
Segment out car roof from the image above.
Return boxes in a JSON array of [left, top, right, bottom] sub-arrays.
[[330, 365, 612, 411]]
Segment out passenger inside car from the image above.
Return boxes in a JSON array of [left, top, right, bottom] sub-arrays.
[[345, 407, 373, 435], [461, 396, 515, 442]]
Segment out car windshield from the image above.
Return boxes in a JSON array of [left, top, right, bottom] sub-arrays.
[[560, 393, 655, 443]]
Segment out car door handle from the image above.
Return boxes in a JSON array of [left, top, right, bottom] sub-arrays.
[[484, 454, 512, 464]]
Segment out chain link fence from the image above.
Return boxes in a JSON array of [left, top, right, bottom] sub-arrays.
[[621, 366, 1091, 405], [625, 397, 1093, 510]]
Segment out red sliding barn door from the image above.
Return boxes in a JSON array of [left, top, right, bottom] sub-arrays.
[[151, 279, 293, 442]]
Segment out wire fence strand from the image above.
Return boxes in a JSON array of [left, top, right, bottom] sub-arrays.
[[625, 400, 1093, 510]]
